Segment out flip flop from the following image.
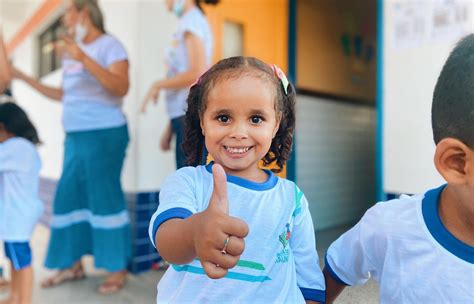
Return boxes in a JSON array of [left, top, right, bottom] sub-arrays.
[[97, 280, 125, 295], [41, 267, 85, 288], [0, 278, 9, 292], [97, 272, 127, 295]]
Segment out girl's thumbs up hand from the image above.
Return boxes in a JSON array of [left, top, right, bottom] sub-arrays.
[[193, 163, 249, 279]]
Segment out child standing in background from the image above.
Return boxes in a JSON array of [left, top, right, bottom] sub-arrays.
[[0, 28, 12, 293], [149, 56, 325, 303], [0, 102, 43, 304]]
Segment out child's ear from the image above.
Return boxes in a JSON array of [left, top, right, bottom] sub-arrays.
[[272, 112, 283, 138], [434, 138, 470, 185], [200, 119, 205, 136]]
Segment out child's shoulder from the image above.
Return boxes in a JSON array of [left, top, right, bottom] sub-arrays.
[[361, 193, 424, 234], [372, 193, 422, 214], [164, 165, 208, 185], [2, 137, 36, 153], [0, 137, 40, 171], [273, 175, 297, 188]]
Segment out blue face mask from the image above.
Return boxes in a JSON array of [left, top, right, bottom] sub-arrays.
[[172, 0, 186, 17]]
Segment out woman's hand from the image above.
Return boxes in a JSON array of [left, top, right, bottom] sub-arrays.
[[11, 65, 26, 80], [141, 82, 161, 113], [58, 35, 129, 98], [57, 36, 86, 62], [160, 123, 173, 151]]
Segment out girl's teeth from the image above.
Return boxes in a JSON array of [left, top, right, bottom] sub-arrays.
[[226, 146, 250, 154]]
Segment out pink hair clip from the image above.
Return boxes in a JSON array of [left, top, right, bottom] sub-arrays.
[[190, 69, 208, 88], [271, 64, 290, 95]]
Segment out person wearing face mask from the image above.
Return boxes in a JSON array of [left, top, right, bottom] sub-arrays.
[[141, 0, 220, 169], [12, 0, 131, 295]]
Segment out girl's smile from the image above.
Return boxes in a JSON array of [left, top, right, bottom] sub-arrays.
[[223, 145, 252, 157]]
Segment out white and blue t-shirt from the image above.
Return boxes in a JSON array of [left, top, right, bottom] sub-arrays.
[[149, 164, 325, 303], [0, 137, 43, 241], [326, 185, 474, 303], [164, 7, 213, 119], [62, 34, 128, 132]]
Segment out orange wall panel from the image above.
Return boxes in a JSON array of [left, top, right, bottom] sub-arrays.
[[205, 0, 288, 73]]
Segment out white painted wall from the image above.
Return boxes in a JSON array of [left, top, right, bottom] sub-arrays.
[[4, 0, 178, 192], [383, 0, 473, 194]]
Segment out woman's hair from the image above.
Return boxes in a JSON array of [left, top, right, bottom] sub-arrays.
[[73, 0, 105, 33], [183, 56, 296, 172], [195, 0, 220, 12], [0, 102, 40, 145]]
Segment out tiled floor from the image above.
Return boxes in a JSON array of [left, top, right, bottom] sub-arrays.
[[0, 224, 379, 304]]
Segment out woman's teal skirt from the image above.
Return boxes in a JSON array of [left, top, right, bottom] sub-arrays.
[[45, 125, 131, 272]]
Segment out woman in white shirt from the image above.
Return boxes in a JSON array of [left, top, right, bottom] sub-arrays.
[[13, 0, 130, 294], [141, 0, 219, 169]]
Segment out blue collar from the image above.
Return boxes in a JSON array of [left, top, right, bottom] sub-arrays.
[[422, 184, 474, 264], [205, 163, 278, 191]]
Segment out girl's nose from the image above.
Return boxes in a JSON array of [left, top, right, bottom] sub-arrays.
[[230, 122, 248, 139]]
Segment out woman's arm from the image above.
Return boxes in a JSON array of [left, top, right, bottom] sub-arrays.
[[0, 31, 12, 92], [12, 67, 63, 101], [160, 122, 173, 151], [141, 32, 205, 111], [61, 36, 129, 98], [81, 55, 129, 97], [154, 32, 206, 89]]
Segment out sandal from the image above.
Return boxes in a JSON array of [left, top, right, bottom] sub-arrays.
[[0, 277, 9, 292], [41, 266, 85, 288], [97, 271, 127, 295]]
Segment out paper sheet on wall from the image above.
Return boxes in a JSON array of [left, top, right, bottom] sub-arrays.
[[390, 0, 473, 51]]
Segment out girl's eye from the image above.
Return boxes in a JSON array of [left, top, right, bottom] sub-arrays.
[[217, 114, 230, 123], [251, 116, 263, 124]]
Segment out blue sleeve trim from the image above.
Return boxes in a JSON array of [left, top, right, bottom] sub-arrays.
[[151, 208, 193, 247], [300, 288, 326, 303], [324, 254, 350, 286]]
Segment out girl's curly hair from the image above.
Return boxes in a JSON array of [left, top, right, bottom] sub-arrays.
[[182, 56, 295, 173]]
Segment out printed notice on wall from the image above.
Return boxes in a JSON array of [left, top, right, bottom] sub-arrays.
[[431, 0, 473, 42], [390, 0, 473, 50], [390, 2, 426, 49]]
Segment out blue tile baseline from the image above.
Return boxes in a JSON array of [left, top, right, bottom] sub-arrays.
[[39, 177, 162, 274]]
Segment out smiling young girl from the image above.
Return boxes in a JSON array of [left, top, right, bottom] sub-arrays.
[[149, 56, 325, 303]]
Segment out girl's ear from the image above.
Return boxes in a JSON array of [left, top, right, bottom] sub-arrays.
[[200, 119, 205, 136], [272, 112, 282, 138], [434, 138, 470, 185]]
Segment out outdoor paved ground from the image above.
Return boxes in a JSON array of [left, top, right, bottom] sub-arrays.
[[0, 224, 378, 303]]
